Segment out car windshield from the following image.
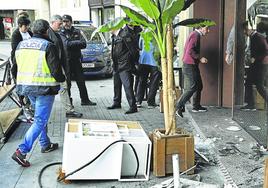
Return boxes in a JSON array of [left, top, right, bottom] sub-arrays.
[[78, 26, 102, 44]]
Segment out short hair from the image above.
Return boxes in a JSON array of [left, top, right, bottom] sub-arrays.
[[17, 16, 31, 27], [257, 22, 266, 33], [32, 19, 49, 35], [50, 15, 62, 23]]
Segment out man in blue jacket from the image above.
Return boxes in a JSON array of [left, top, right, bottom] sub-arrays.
[[11, 19, 65, 167]]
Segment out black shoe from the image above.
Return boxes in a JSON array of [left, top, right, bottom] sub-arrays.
[[107, 104, 121, 109], [192, 106, 207, 112], [125, 108, 138, 114], [240, 105, 256, 111], [148, 103, 158, 109], [176, 108, 183, 118], [66, 111, 83, 118], [11, 149, 30, 167], [41, 143, 59, 153], [81, 100, 97, 106]]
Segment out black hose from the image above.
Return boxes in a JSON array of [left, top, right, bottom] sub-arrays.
[[38, 139, 139, 188], [57, 139, 139, 181], [38, 162, 62, 188]]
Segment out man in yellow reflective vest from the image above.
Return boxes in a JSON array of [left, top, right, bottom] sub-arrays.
[[11, 19, 65, 167]]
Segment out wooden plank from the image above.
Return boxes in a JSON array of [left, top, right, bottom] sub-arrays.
[[264, 158, 268, 188], [0, 108, 22, 134], [0, 84, 15, 103], [153, 134, 166, 176]]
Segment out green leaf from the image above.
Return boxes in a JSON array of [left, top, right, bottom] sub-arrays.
[[162, 0, 184, 24], [141, 30, 154, 51], [91, 17, 128, 40], [120, 5, 156, 30], [130, 0, 160, 20], [173, 18, 216, 28]]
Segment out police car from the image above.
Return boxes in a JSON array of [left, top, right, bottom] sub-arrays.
[[74, 21, 112, 78]]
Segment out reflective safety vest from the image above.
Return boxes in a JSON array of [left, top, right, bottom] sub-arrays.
[[15, 37, 58, 86]]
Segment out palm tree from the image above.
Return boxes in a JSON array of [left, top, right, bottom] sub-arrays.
[[93, 0, 215, 135]]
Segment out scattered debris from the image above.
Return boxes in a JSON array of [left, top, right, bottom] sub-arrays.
[[248, 166, 262, 174], [150, 177, 221, 188], [226, 126, 241, 131], [248, 126, 261, 131]]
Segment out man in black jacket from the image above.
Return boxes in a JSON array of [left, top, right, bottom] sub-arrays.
[[48, 15, 82, 118], [59, 14, 96, 106], [107, 25, 138, 114]]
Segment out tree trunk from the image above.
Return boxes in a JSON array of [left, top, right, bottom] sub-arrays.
[[165, 24, 176, 135], [161, 57, 170, 131]]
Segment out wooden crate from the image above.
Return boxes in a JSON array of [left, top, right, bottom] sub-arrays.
[[152, 128, 194, 177]]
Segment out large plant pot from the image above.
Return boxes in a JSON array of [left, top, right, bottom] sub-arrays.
[[152, 128, 194, 177]]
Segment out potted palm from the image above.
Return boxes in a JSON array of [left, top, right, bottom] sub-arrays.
[[93, 0, 215, 176]]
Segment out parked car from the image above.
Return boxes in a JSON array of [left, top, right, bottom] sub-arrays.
[[75, 24, 113, 78]]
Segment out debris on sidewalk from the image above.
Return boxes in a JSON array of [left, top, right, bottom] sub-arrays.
[[150, 177, 221, 188], [249, 143, 268, 160], [218, 142, 247, 156], [248, 125, 261, 131], [226, 126, 241, 131]]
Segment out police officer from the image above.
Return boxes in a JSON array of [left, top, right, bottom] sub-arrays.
[[107, 25, 138, 114], [59, 14, 96, 106], [11, 19, 65, 167]]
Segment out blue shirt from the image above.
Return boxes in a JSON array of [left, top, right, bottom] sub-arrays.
[[139, 39, 157, 67]]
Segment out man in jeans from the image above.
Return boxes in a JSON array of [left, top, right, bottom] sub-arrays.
[[11, 19, 65, 167], [175, 25, 210, 118]]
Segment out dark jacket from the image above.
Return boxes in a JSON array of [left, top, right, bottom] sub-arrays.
[[59, 26, 86, 61], [47, 27, 67, 74], [112, 26, 138, 72], [16, 34, 65, 96], [250, 31, 268, 64], [10, 28, 33, 78]]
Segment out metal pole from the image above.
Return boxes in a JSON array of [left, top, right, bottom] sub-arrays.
[[172, 154, 180, 188]]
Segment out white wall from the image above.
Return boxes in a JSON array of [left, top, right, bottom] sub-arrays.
[[50, 0, 90, 21]]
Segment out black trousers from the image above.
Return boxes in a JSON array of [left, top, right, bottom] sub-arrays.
[[136, 64, 161, 105], [113, 70, 137, 109], [68, 58, 89, 102], [244, 63, 268, 106], [176, 63, 203, 109]]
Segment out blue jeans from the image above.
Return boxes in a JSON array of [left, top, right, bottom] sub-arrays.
[[18, 95, 55, 154]]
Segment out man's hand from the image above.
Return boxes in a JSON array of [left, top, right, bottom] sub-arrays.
[[200, 57, 208, 64]]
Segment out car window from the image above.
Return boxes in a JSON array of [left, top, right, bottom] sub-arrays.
[[78, 27, 102, 44]]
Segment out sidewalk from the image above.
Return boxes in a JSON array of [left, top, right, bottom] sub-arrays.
[[0, 78, 265, 188]]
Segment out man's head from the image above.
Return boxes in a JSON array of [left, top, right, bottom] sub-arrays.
[[17, 16, 31, 33], [32, 19, 50, 36], [196, 25, 210, 36], [50, 15, 63, 32], [62, 14, 72, 30]]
